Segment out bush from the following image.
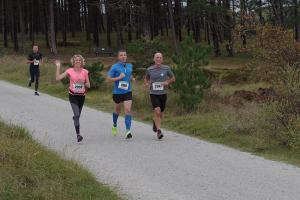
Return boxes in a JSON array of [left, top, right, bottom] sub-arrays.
[[172, 36, 211, 112], [248, 25, 300, 84], [61, 62, 105, 90], [127, 37, 168, 78], [249, 25, 300, 150], [264, 99, 300, 150]]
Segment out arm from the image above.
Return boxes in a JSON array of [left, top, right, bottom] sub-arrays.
[[144, 74, 150, 87], [107, 73, 125, 82], [131, 75, 136, 82], [163, 69, 176, 86], [85, 73, 91, 88], [27, 55, 34, 64], [39, 57, 43, 65], [107, 66, 125, 82], [55, 60, 68, 81], [163, 76, 176, 86]]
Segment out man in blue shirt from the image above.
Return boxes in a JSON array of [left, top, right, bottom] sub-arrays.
[[107, 50, 134, 139]]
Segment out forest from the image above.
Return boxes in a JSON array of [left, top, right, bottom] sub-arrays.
[[0, 0, 299, 55]]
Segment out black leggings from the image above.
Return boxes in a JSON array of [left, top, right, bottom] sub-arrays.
[[29, 66, 40, 91], [69, 94, 85, 134]]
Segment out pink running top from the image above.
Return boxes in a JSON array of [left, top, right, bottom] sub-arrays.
[[66, 68, 89, 95]]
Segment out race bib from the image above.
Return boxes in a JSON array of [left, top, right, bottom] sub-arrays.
[[152, 82, 164, 91], [118, 81, 129, 90], [72, 83, 85, 93], [33, 59, 40, 66]]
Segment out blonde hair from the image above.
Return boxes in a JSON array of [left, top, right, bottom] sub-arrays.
[[70, 54, 85, 67]]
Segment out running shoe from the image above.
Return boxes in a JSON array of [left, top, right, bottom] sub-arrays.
[[77, 134, 83, 142], [28, 80, 32, 87], [112, 126, 117, 136], [34, 91, 39, 96], [126, 130, 132, 139], [157, 129, 164, 140]]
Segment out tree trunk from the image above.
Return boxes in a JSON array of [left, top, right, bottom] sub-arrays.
[[42, 0, 49, 48], [174, 0, 182, 41], [29, 0, 35, 44], [240, 0, 246, 26], [167, 0, 179, 54], [205, 20, 211, 45], [82, 0, 90, 40], [209, 0, 221, 56], [294, 0, 299, 41], [68, 0, 76, 37], [270, 0, 284, 26], [114, 10, 124, 48], [258, 0, 264, 25], [128, 23, 132, 42], [105, 0, 112, 47], [18, 0, 26, 53], [11, 1, 19, 51], [92, 2, 99, 47], [49, 0, 58, 54], [63, 0, 68, 46], [224, 0, 234, 56], [99, 2, 106, 32], [193, 17, 201, 43], [2, 0, 8, 47]]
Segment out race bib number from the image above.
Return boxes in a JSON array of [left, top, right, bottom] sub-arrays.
[[33, 59, 40, 66], [72, 83, 85, 93], [152, 82, 164, 91], [118, 81, 129, 90]]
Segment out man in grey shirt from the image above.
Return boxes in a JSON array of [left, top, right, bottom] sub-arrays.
[[144, 52, 175, 139]]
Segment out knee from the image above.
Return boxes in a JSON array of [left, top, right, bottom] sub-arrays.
[[125, 108, 131, 115], [154, 108, 161, 117]]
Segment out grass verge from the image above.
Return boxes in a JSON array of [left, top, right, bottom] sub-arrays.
[[0, 121, 121, 200]]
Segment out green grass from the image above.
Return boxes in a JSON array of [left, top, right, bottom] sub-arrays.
[[0, 121, 121, 200], [1, 55, 300, 168]]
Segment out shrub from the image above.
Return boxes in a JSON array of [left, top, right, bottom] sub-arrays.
[[172, 36, 211, 112], [249, 25, 300, 150], [248, 25, 300, 84]]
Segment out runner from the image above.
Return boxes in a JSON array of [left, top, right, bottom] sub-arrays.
[[144, 52, 175, 139], [55, 55, 90, 142], [27, 45, 43, 96], [107, 50, 134, 139]]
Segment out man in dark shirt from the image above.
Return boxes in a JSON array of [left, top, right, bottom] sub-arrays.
[[27, 45, 43, 96]]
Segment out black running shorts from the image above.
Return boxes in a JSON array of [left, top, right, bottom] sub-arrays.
[[112, 92, 132, 104], [150, 94, 167, 112]]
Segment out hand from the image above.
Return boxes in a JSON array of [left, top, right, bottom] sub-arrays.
[[119, 73, 125, 79], [132, 77, 136, 82], [162, 81, 169, 86], [84, 82, 90, 88], [144, 81, 150, 90], [54, 60, 61, 67]]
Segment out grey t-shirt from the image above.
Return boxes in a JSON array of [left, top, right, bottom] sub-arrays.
[[145, 64, 174, 95]]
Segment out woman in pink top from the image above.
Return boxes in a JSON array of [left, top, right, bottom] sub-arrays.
[[55, 55, 90, 142]]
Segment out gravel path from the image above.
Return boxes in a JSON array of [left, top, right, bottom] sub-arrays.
[[1, 80, 300, 200]]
